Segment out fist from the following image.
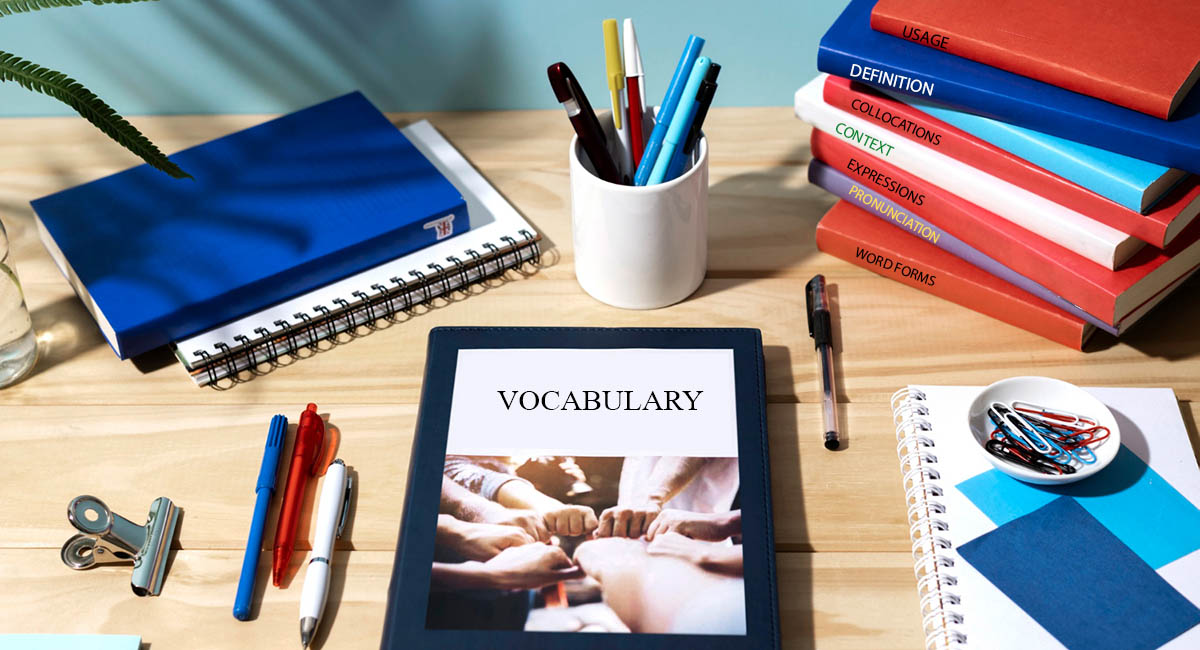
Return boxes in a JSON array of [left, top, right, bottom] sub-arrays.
[[481, 507, 550, 542], [595, 504, 661, 538], [485, 542, 584, 589], [541, 504, 599, 537], [645, 509, 732, 542], [451, 521, 535, 561]]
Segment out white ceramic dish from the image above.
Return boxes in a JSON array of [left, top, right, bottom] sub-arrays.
[[967, 376, 1120, 485]]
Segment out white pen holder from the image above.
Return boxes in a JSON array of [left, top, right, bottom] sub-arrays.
[[570, 109, 708, 310]]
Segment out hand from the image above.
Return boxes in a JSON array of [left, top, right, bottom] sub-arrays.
[[445, 519, 534, 561], [540, 503, 599, 537], [647, 532, 744, 576], [645, 509, 736, 542], [572, 537, 647, 584], [483, 542, 584, 589], [479, 507, 550, 542], [595, 503, 661, 538]]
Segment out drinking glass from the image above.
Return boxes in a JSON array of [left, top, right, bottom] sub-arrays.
[[0, 218, 37, 386]]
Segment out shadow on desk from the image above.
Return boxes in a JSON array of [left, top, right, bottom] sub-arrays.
[[763, 345, 817, 649], [28, 295, 105, 379], [1087, 275, 1200, 360]]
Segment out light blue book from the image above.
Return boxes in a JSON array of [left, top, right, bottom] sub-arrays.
[[882, 90, 1188, 214]]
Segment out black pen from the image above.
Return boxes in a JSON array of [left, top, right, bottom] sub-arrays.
[[547, 61, 622, 184], [667, 62, 720, 180], [806, 275, 840, 450]]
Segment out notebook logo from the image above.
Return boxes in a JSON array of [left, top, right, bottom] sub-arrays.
[[497, 390, 703, 412], [424, 214, 455, 240]]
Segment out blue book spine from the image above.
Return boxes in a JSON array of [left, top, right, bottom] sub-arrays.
[[816, 0, 1200, 176], [809, 160, 1117, 334], [886, 91, 1181, 213]]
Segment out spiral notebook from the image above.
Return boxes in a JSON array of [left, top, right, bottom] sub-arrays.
[[173, 121, 541, 385], [893, 385, 1200, 649]]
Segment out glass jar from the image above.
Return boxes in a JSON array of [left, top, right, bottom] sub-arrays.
[[0, 218, 37, 386]]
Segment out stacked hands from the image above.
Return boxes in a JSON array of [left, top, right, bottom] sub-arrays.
[[435, 502, 742, 591]]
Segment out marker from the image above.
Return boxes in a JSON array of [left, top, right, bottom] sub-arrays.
[[648, 56, 712, 184], [634, 34, 704, 186], [602, 19, 631, 180], [666, 62, 720, 181], [623, 18, 647, 169]]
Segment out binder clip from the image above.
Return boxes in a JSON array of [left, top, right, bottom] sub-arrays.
[[60, 495, 180, 597]]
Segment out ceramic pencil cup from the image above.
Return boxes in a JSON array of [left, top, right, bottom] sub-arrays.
[[569, 111, 708, 310]]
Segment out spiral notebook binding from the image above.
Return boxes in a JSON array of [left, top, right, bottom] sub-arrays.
[[892, 387, 967, 650], [186, 229, 541, 386]]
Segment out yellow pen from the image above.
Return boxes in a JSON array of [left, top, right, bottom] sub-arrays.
[[602, 18, 632, 180]]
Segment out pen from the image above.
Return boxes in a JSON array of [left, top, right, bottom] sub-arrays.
[[547, 61, 621, 184], [806, 275, 840, 450], [299, 459, 352, 649], [666, 62, 720, 181], [273, 403, 326, 587], [634, 34, 704, 186], [602, 19, 631, 180], [623, 18, 646, 169], [647, 56, 712, 185], [233, 414, 287, 621]]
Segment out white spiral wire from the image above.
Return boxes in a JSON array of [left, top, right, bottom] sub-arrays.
[[894, 388, 966, 649]]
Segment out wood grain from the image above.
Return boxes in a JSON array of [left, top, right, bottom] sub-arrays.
[[0, 107, 1197, 649]]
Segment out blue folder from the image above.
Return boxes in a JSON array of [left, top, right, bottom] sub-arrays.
[[888, 91, 1186, 213], [818, 0, 1200, 175], [32, 92, 468, 359]]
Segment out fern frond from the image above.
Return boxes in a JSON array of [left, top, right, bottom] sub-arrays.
[[0, 51, 189, 178], [0, 0, 158, 18]]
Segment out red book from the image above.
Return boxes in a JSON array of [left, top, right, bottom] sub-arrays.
[[822, 76, 1200, 248], [816, 200, 1094, 349], [811, 130, 1200, 326], [869, 0, 1200, 119]]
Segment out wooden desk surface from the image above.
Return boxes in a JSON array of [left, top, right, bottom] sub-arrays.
[[1, 108, 1197, 649]]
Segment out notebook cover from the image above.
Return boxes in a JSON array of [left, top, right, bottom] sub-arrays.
[[808, 159, 1117, 335], [870, 0, 1200, 119], [811, 131, 1200, 326], [878, 86, 1189, 216], [822, 76, 1200, 247], [816, 201, 1092, 349], [795, 75, 1140, 270], [31, 91, 468, 359], [380, 327, 779, 649], [816, 0, 1200, 174]]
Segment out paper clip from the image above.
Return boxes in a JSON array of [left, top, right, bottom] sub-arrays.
[[1011, 401, 1097, 431], [984, 438, 1074, 475], [987, 402, 1062, 457]]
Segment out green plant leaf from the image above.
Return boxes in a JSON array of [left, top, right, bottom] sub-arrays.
[[0, 0, 158, 18], [0, 50, 189, 178]]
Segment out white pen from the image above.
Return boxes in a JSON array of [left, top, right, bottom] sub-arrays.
[[299, 459, 353, 649]]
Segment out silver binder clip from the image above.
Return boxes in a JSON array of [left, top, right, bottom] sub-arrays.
[[60, 495, 181, 597]]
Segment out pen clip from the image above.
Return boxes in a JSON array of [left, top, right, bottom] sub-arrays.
[[336, 474, 353, 539], [805, 276, 819, 338]]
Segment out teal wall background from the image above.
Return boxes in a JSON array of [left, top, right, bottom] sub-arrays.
[[0, 0, 844, 116]]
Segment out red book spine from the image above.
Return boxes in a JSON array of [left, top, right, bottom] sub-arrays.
[[821, 75, 1200, 248], [816, 200, 1091, 350], [810, 129, 1124, 323], [867, 0, 1198, 119]]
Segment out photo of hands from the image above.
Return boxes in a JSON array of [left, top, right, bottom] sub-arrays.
[[428, 454, 745, 635]]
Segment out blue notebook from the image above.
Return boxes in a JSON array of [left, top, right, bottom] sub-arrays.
[[32, 92, 468, 359], [817, 0, 1200, 175], [885, 90, 1187, 213], [383, 327, 779, 649]]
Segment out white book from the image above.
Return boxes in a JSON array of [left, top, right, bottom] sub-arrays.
[[173, 120, 542, 386], [795, 75, 1143, 270]]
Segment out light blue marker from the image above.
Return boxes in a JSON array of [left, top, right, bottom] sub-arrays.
[[648, 56, 711, 185], [634, 34, 704, 186]]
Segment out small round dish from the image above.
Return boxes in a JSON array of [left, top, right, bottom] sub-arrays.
[[967, 376, 1120, 485]]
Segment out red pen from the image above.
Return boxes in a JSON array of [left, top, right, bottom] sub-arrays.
[[273, 403, 325, 586], [547, 61, 621, 184], [623, 18, 647, 168]]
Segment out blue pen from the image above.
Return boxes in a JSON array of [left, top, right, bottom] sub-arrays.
[[634, 34, 704, 186], [648, 56, 712, 185], [233, 414, 287, 621]]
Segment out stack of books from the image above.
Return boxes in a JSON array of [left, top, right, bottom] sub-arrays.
[[795, 0, 1200, 349]]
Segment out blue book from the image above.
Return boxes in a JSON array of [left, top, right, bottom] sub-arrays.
[[32, 92, 468, 359], [885, 91, 1187, 213], [817, 0, 1200, 175]]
